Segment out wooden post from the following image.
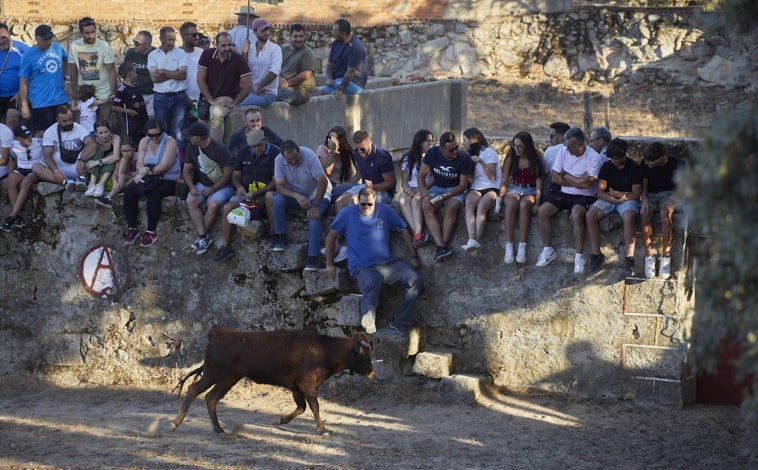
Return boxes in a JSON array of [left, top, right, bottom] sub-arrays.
[[583, 92, 592, 137]]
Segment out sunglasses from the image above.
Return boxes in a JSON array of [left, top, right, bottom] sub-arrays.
[[359, 202, 374, 207], [357, 147, 370, 153], [147, 131, 161, 138], [444, 145, 459, 154], [26, 148, 32, 160]]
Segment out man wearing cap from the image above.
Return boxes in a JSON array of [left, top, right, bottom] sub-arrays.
[[214, 128, 279, 262], [2, 123, 45, 232], [0, 23, 30, 127], [322, 18, 368, 97], [68, 17, 117, 129], [277, 24, 316, 106], [227, 107, 282, 158], [238, 18, 281, 108], [124, 31, 156, 116], [148, 26, 188, 140], [229, 5, 259, 56], [197, 32, 252, 142], [182, 122, 234, 255], [18, 24, 70, 137], [33, 104, 97, 189]]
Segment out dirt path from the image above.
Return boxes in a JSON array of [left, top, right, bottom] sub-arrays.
[[0, 376, 751, 469]]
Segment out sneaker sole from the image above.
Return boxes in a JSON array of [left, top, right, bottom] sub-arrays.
[[361, 312, 377, 334], [435, 251, 452, 263]]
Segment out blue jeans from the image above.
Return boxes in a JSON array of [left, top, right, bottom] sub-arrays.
[[154, 92, 187, 140], [321, 78, 364, 95], [353, 260, 422, 334], [272, 193, 331, 257], [238, 92, 277, 108]]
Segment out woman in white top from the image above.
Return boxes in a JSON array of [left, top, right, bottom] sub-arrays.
[[462, 127, 501, 252], [398, 129, 434, 247]]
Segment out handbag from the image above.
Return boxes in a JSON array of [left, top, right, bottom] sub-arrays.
[[197, 59, 230, 120], [58, 124, 82, 164]]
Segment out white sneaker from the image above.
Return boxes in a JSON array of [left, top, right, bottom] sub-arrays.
[[334, 245, 348, 263], [659, 256, 671, 279], [644, 256, 657, 279], [84, 183, 96, 196], [93, 184, 105, 198], [535, 247, 556, 267], [503, 243, 515, 263], [361, 311, 376, 334], [574, 253, 585, 274], [462, 238, 481, 253], [516, 243, 527, 264]]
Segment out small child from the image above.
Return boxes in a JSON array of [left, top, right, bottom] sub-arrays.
[[112, 62, 148, 144], [75, 84, 106, 133], [95, 136, 137, 207]]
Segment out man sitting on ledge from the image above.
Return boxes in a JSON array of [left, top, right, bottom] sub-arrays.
[[321, 18, 367, 97]]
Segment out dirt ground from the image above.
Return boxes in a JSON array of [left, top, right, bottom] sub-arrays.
[[0, 374, 753, 470]]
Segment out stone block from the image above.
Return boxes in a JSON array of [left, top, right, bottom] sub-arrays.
[[239, 220, 265, 239], [36, 182, 65, 196], [622, 344, 685, 380], [304, 267, 350, 296], [264, 243, 307, 272], [412, 350, 454, 378], [370, 328, 418, 380], [337, 294, 363, 326], [438, 374, 487, 405]]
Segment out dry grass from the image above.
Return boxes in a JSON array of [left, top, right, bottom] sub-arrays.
[[467, 77, 749, 142]]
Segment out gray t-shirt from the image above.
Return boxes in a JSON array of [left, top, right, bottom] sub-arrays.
[[274, 146, 331, 197]]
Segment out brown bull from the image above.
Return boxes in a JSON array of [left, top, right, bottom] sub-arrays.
[[170, 327, 375, 434]]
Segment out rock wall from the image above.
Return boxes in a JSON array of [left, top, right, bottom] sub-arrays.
[[0, 137, 695, 406], [3, 6, 753, 90]]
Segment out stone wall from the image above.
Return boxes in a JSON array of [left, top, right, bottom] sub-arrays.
[[0, 137, 695, 406], [4, 5, 747, 89]]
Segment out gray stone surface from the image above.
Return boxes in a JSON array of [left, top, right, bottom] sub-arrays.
[[413, 350, 454, 379], [438, 374, 487, 405], [337, 294, 363, 326]]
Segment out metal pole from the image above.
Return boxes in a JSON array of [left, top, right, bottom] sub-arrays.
[[246, 0, 251, 42]]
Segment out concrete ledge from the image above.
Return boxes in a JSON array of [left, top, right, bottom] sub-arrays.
[[223, 79, 467, 153], [413, 350, 454, 378]]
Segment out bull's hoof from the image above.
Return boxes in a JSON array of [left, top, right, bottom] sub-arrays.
[[170, 419, 181, 430], [213, 427, 226, 433]]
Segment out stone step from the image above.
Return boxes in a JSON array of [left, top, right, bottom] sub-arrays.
[[304, 267, 351, 296], [371, 327, 422, 380], [412, 350, 454, 379], [264, 242, 307, 272], [437, 374, 488, 405]]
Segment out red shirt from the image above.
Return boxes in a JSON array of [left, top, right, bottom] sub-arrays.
[[198, 49, 251, 99]]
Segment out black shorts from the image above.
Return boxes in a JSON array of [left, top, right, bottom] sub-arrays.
[[544, 191, 596, 211], [31, 105, 62, 132], [14, 167, 35, 177], [471, 187, 498, 196], [0, 96, 19, 122]]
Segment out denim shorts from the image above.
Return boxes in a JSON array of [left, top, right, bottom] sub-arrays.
[[506, 184, 537, 198], [194, 182, 234, 204], [646, 190, 678, 210], [428, 185, 466, 203], [593, 198, 640, 216]]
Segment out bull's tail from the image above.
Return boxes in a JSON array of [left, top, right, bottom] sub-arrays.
[[172, 365, 204, 397]]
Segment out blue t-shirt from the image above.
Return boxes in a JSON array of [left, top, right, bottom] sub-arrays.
[[19, 43, 69, 108], [421, 146, 473, 188], [330, 202, 407, 274], [353, 145, 395, 197], [0, 41, 30, 98], [328, 36, 368, 88]]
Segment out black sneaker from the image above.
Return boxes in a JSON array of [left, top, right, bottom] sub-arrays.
[[1, 217, 14, 232], [75, 176, 88, 192], [214, 246, 235, 263], [588, 253, 605, 274], [11, 216, 25, 229], [304, 256, 319, 271], [273, 234, 288, 252], [266, 233, 277, 250], [95, 196, 112, 207], [434, 246, 452, 263], [624, 257, 635, 277]]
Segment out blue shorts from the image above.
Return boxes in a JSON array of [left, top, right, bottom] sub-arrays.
[[593, 198, 640, 216], [506, 184, 537, 198], [194, 182, 234, 204], [428, 185, 466, 204]]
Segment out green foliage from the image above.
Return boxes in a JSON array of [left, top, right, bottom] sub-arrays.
[[682, 104, 758, 431]]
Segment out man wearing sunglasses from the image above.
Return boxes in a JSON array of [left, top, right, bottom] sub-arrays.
[[325, 187, 422, 338], [124, 31, 156, 116]]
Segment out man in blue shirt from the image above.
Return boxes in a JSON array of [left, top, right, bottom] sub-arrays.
[[321, 18, 367, 97], [18, 24, 70, 137], [325, 187, 422, 337], [0, 23, 30, 126]]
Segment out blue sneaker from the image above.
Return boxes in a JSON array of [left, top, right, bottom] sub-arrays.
[[196, 235, 213, 255], [304, 256, 319, 271], [273, 234, 288, 252]]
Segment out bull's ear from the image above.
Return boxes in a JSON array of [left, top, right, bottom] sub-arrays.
[[357, 340, 371, 356]]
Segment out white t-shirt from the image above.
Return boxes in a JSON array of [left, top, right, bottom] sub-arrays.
[[184, 47, 203, 101], [551, 146, 602, 197], [77, 97, 98, 133], [11, 139, 45, 170], [543, 144, 564, 174], [469, 146, 501, 191], [0, 123, 13, 179], [42, 122, 93, 180], [147, 47, 188, 94]]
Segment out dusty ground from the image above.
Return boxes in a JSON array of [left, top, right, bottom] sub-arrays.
[[0, 375, 753, 469]]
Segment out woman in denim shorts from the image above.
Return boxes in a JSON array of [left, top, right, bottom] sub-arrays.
[[585, 138, 642, 275], [499, 131, 545, 264]]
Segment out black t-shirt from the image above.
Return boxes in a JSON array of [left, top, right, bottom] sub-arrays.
[[184, 139, 233, 187], [641, 155, 685, 193], [598, 158, 642, 192]]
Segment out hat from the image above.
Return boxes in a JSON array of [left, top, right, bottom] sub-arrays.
[[184, 122, 209, 138], [35, 24, 55, 40], [251, 18, 270, 32], [14, 123, 32, 138], [235, 5, 259, 17], [246, 128, 265, 146]]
